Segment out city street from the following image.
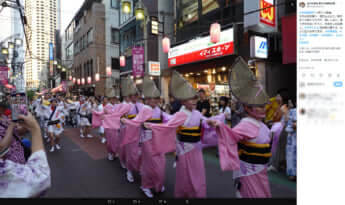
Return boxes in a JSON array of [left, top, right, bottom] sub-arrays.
[[43, 127, 296, 198]]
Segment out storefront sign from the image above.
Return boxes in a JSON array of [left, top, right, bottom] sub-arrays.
[[132, 47, 144, 78], [259, 0, 276, 27], [148, 61, 160, 76], [168, 28, 234, 67], [244, 0, 277, 33], [250, 36, 268, 59]]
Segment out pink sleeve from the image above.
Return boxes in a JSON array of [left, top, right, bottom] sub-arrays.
[[120, 106, 153, 147], [92, 111, 103, 128], [103, 104, 132, 129], [149, 112, 188, 156], [201, 114, 226, 148], [216, 122, 242, 171]]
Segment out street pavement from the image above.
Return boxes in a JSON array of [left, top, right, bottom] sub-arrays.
[[42, 127, 296, 198]]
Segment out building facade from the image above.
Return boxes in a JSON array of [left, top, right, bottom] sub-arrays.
[[68, 0, 120, 96], [24, 0, 61, 89], [164, 0, 296, 114]]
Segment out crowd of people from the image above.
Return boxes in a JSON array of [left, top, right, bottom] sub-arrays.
[[0, 57, 297, 198]]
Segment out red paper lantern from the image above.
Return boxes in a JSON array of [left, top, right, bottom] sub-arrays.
[[87, 76, 92, 84], [69, 76, 72, 81], [95, 73, 100, 82], [162, 37, 170, 53], [210, 23, 221, 44], [81, 78, 85, 85], [77, 79, 81, 85], [73, 77, 76, 84], [106, 67, 112, 77], [120, 56, 126, 67]]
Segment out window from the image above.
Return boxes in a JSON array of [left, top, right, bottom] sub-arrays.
[[111, 0, 119, 9], [111, 58, 120, 71], [202, 0, 220, 15], [87, 28, 93, 44], [111, 28, 119, 44], [179, 0, 199, 26]]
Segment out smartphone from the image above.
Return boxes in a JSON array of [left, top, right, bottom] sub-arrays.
[[11, 92, 28, 122]]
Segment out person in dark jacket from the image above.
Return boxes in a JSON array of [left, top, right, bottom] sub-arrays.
[[196, 89, 211, 117]]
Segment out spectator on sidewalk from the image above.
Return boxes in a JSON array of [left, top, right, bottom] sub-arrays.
[[285, 102, 297, 181], [169, 95, 182, 115], [196, 89, 211, 117], [218, 96, 231, 126], [0, 113, 51, 197], [230, 97, 244, 128], [265, 94, 283, 127]]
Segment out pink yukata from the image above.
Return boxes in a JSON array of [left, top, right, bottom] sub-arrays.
[[103, 103, 117, 155], [146, 106, 224, 198], [140, 106, 172, 192], [121, 102, 144, 172], [93, 104, 132, 155], [216, 117, 283, 198]]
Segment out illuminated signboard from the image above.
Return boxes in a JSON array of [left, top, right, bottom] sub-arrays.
[[168, 27, 234, 67], [260, 0, 276, 27]]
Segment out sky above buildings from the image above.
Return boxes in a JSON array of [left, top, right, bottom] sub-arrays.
[[0, 0, 84, 41], [61, 0, 84, 33]]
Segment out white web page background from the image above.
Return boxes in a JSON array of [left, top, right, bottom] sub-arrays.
[[297, 0, 345, 204]]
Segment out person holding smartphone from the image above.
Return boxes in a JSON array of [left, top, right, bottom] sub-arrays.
[[0, 113, 51, 197]]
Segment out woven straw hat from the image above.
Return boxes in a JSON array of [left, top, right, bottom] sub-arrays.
[[229, 57, 269, 106], [143, 76, 160, 98], [170, 70, 197, 101], [121, 77, 138, 97]]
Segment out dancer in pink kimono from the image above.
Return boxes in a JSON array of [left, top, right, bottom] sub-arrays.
[[144, 71, 223, 198], [210, 57, 284, 198], [103, 94, 118, 161], [127, 76, 172, 198], [117, 77, 143, 183]]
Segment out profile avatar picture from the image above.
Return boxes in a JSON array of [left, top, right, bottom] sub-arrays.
[[299, 2, 305, 8]]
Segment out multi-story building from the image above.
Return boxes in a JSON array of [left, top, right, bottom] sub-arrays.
[[166, 0, 296, 111], [24, 0, 61, 89], [67, 0, 120, 96], [119, 0, 174, 94]]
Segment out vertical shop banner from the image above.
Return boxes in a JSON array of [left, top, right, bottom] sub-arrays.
[[259, 0, 276, 27], [282, 14, 296, 64], [132, 47, 145, 78], [0, 66, 9, 85], [244, 0, 277, 33]]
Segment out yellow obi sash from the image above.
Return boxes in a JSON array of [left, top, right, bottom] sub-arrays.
[[177, 126, 202, 143], [126, 114, 136, 119], [238, 141, 272, 165]]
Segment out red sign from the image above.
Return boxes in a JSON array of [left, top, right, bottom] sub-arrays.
[[169, 27, 234, 67], [169, 42, 234, 67], [260, 0, 276, 27]]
